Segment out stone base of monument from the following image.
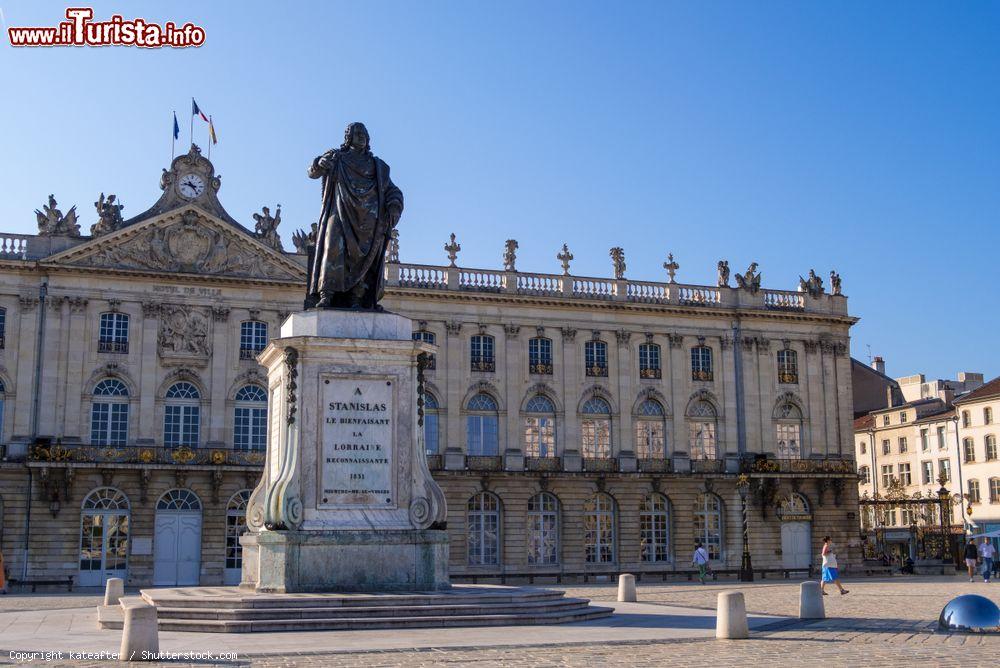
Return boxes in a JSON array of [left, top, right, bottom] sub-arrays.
[[95, 585, 612, 633]]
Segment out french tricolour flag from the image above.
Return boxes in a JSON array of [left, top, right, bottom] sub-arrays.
[[192, 98, 209, 123]]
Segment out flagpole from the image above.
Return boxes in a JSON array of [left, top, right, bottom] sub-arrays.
[[171, 111, 176, 160], [189, 97, 195, 147], [207, 116, 212, 160]]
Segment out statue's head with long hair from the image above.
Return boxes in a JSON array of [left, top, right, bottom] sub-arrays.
[[341, 122, 371, 153]]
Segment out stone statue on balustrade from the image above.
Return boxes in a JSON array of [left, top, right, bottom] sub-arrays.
[[717, 260, 730, 287], [35, 194, 80, 237], [304, 122, 403, 310], [610, 247, 626, 279], [830, 270, 842, 295], [734, 262, 761, 294], [503, 239, 518, 272], [91, 193, 124, 237], [798, 269, 824, 298]]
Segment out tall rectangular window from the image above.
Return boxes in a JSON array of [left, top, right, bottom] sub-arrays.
[[859, 466, 870, 484], [585, 340, 608, 377], [990, 478, 1000, 503], [98, 312, 129, 354], [962, 411, 971, 428], [240, 321, 268, 360], [412, 330, 437, 369], [882, 439, 891, 455], [691, 346, 713, 381], [899, 463, 911, 486], [985, 407, 993, 425], [937, 426, 946, 450], [920, 429, 929, 452], [938, 458, 951, 482], [986, 435, 997, 461], [777, 349, 798, 384], [528, 337, 553, 375], [968, 479, 981, 503], [639, 343, 661, 379], [921, 461, 933, 485], [963, 438, 976, 463], [470, 335, 495, 372], [898, 437, 908, 453], [900, 412, 908, 424], [881, 464, 894, 488]]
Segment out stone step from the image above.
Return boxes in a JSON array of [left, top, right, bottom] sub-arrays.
[[154, 605, 614, 633], [139, 586, 566, 610], [152, 597, 591, 621]]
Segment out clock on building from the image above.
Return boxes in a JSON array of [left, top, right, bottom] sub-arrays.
[[176, 173, 206, 199]]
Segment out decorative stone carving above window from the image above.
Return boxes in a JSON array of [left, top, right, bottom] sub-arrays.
[[157, 304, 211, 364]]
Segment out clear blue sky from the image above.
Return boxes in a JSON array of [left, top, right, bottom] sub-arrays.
[[2, 1, 998, 381]]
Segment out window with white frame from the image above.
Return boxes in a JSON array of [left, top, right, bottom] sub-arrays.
[[467, 492, 501, 566], [233, 385, 267, 451], [581, 397, 612, 457], [859, 466, 870, 485], [640, 493, 671, 562], [937, 426, 946, 449], [922, 461, 933, 485], [777, 349, 798, 384], [523, 395, 556, 457], [920, 429, 929, 452], [527, 492, 559, 565], [898, 437, 908, 454], [688, 400, 717, 459], [163, 382, 200, 448], [968, 479, 981, 503], [225, 490, 250, 575], [986, 407, 994, 425], [98, 312, 129, 354], [963, 437, 976, 463], [639, 343, 661, 379], [986, 435, 997, 461], [774, 403, 802, 458], [881, 464, 894, 488], [466, 393, 499, 455], [882, 439, 890, 455], [584, 493, 616, 563], [962, 411, 971, 428], [694, 493, 723, 560], [882, 415, 890, 427], [91, 379, 129, 446], [899, 463, 911, 486], [412, 330, 436, 369], [239, 321, 268, 360], [691, 346, 713, 381], [900, 411, 908, 424], [989, 478, 1000, 503], [939, 458, 951, 482], [528, 337, 553, 375], [585, 340, 608, 377], [634, 399, 666, 459], [470, 334, 495, 372], [423, 392, 440, 454]]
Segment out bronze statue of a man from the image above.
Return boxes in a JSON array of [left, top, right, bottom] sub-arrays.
[[305, 122, 403, 309]]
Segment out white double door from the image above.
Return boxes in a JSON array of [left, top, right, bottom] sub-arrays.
[[153, 511, 202, 586], [781, 521, 812, 569]]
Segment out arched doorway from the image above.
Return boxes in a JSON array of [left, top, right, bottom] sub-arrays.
[[79, 487, 130, 587], [224, 490, 251, 585], [778, 493, 812, 569], [153, 489, 203, 586]]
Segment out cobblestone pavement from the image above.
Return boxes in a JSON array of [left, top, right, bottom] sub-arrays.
[[2, 577, 998, 667]]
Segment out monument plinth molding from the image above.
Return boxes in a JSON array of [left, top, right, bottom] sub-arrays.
[[240, 309, 449, 593]]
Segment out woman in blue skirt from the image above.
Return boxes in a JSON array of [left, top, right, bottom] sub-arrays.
[[820, 536, 849, 596]]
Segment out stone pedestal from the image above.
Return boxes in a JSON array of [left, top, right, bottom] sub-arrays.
[[240, 310, 449, 593]]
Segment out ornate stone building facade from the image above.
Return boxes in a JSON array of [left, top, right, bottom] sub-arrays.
[[0, 147, 859, 588]]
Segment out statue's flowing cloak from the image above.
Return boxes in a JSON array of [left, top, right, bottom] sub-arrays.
[[307, 148, 403, 304]]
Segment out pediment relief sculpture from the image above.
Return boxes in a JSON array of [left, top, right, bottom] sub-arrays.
[[66, 212, 303, 281]]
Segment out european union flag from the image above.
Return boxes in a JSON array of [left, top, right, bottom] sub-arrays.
[[172, 112, 180, 140]]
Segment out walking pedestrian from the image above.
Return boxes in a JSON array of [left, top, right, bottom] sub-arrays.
[[964, 540, 980, 582], [692, 542, 710, 584], [820, 536, 849, 596], [978, 538, 996, 583]]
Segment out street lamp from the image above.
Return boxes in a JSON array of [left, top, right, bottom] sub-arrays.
[[737, 474, 753, 582]]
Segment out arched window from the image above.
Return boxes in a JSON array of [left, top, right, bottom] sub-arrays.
[[777, 493, 811, 520], [640, 493, 671, 562], [467, 492, 501, 566], [584, 493, 616, 563], [688, 400, 717, 459], [691, 346, 713, 381], [239, 320, 268, 359], [423, 392, 440, 454], [524, 395, 556, 457], [470, 334, 495, 372], [234, 385, 267, 451], [225, 490, 251, 584], [529, 337, 553, 375], [694, 493, 723, 561], [466, 393, 499, 456], [91, 379, 129, 446], [777, 349, 798, 384], [98, 312, 129, 353], [412, 330, 436, 369], [79, 487, 130, 587], [775, 402, 803, 459], [585, 340, 608, 377], [639, 342, 661, 379], [581, 397, 612, 458], [527, 492, 559, 564], [157, 488, 202, 511], [164, 382, 200, 448], [986, 435, 997, 461], [634, 399, 666, 459]]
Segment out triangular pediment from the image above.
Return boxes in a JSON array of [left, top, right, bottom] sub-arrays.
[[43, 207, 307, 283]]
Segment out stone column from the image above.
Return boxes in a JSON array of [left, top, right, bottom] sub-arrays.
[[560, 327, 581, 471], [443, 321, 465, 470], [207, 306, 230, 446], [503, 324, 523, 471], [667, 334, 689, 472], [137, 302, 160, 443], [615, 330, 636, 472]]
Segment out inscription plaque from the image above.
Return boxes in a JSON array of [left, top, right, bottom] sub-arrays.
[[319, 375, 395, 509]]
